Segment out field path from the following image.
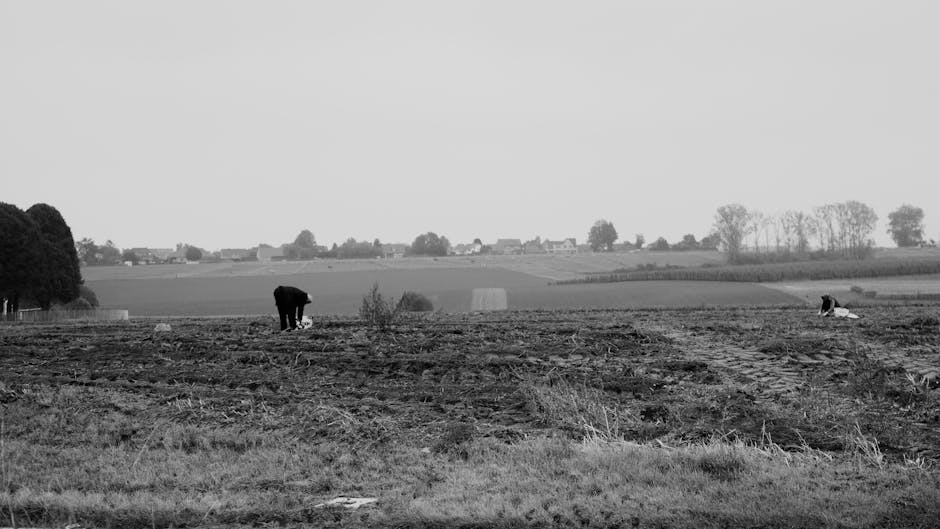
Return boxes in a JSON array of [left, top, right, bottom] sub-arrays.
[[471, 288, 508, 311]]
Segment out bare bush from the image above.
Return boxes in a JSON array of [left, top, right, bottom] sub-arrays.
[[359, 282, 400, 329]]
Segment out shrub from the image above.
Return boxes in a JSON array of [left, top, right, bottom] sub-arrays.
[[850, 285, 865, 294], [78, 285, 99, 307], [398, 291, 433, 312], [359, 282, 399, 329]]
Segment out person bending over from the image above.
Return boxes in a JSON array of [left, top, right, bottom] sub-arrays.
[[273, 285, 312, 331]]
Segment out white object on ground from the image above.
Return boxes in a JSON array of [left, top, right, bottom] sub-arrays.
[[154, 323, 172, 332], [298, 315, 313, 329], [825, 307, 859, 319], [314, 497, 378, 509], [471, 288, 508, 311]]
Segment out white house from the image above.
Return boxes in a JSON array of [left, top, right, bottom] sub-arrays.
[[545, 238, 578, 254]]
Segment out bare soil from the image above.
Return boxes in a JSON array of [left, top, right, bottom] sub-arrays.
[[2, 305, 938, 460]]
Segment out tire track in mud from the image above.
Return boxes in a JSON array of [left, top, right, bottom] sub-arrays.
[[650, 323, 939, 397], [645, 318, 940, 460], [652, 327, 826, 397]]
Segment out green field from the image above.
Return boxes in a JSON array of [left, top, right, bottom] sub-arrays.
[[80, 251, 730, 282], [87, 268, 803, 316], [84, 250, 940, 316]]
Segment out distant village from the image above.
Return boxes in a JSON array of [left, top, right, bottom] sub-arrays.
[[113, 238, 586, 266]]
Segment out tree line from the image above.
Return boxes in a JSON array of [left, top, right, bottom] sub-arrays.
[[713, 201, 927, 264], [71, 202, 929, 267], [0, 202, 85, 312], [587, 202, 928, 263]]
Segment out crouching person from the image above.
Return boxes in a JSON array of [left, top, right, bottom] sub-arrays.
[[273, 285, 312, 331]]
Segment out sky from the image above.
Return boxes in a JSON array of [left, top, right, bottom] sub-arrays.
[[2, 1, 938, 250]]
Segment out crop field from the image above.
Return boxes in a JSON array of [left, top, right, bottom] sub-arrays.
[[2, 306, 939, 528], [78, 251, 731, 283], [86, 268, 803, 316], [566, 257, 940, 284]]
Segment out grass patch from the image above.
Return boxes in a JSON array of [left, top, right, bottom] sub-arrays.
[[405, 436, 940, 528]]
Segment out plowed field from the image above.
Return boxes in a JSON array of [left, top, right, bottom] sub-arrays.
[[2, 305, 938, 457]]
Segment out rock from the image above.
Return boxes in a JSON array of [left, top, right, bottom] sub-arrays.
[[314, 497, 378, 509], [154, 323, 172, 332]]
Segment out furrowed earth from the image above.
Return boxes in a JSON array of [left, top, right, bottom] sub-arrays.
[[1, 305, 939, 528]]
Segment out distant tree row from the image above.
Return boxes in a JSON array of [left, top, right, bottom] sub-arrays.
[[587, 220, 719, 253], [73, 202, 929, 267], [712, 201, 925, 263], [1, 203, 84, 312], [281, 229, 450, 259]]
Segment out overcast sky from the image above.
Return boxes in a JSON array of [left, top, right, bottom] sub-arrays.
[[3, 1, 938, 250]]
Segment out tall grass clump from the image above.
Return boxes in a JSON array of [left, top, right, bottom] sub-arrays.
[[359, 282, 400, 330], [519, 377, 637, 441]]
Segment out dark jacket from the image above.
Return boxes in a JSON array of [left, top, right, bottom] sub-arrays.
[[273, 285, 311, 309]]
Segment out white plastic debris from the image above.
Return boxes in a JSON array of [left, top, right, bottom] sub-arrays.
[[154, 323, 172, 332], [829, 307, 860, 319], [314, 497, 378, 509], [297, 315, 314, 330]]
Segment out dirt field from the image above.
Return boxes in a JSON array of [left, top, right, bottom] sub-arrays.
[[4, 305, 933, 454], [2, 305, 938, 527]]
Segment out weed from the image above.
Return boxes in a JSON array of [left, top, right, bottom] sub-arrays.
[[359, 282, 400, 330], [845, 422, 885, 469], [519, 377, 637, 441], [433, 422, 475, 458]]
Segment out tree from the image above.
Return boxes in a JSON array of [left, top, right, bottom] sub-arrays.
[[185, 246, 203, 262], [812, 204, 839, 252], [122, 250, 139, 265], [887, 204, 925, 247], [674, 234, 698, 251], [409, 232, 450, 256], [0, 203, 44, 312], [588, 220, 618, 252], [713, 204, 751, 263], [649, 237, 671, 251], [842, 201, 878, 258], [99, 240, 122, 266], [337, 238, 381, 259], [700, 233, 721, 250], [1, 203, 84, 311], [782, 210, 813, 255], [747, 211, 765, 252], [76, 238, 99, 265], [25, 203, 83, 308], [634, 234, 645, 250], [293, 229, 316, 249]]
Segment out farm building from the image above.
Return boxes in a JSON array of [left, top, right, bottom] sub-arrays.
[[256, 246, 286, 262], [545, 238, 578, 254], [453, 242, 483, 255], [523, 240, 547, 254], [127, 247, 159, 264], [149, 248, 176, 263], [220, 248, 252, 261], [381, 243, 409, 259], [493, 239, 523, 255]]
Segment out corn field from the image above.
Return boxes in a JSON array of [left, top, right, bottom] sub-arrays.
[[557, 257, 940, 284]]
